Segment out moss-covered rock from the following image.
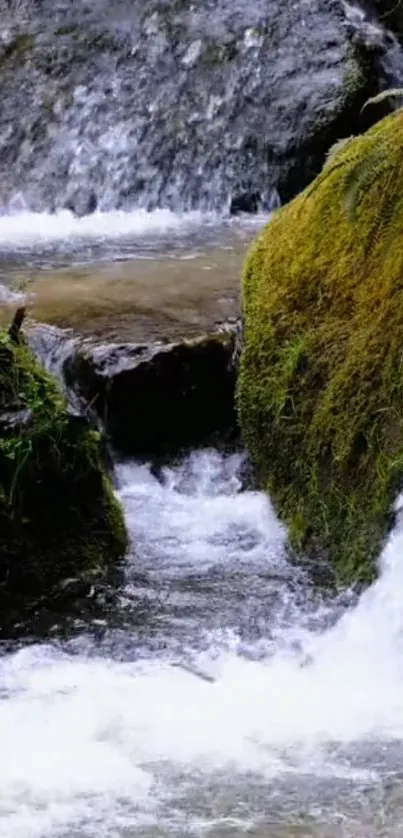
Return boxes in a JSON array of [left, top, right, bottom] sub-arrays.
[[0, 328, 127, 599], [237, 110, 403, 585]]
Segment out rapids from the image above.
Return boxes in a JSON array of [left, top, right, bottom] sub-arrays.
[[1, 450, 403, 838]]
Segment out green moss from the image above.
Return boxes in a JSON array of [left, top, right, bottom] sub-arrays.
[[237, 109, 403, 585], [0, 330, 128, 598]]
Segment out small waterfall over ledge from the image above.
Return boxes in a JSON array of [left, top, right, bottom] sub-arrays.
[[0, 0, 399, 218]]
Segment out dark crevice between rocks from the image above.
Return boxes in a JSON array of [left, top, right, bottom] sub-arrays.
[[365, 0, 403, 41]]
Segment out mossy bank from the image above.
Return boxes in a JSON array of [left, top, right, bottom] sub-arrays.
[[237, 109, 403, 585], [0, 326, 127, 600]]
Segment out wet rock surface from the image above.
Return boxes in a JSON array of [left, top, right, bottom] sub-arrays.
[[0, 0, 396, 213], [63, 325, 239, 455]]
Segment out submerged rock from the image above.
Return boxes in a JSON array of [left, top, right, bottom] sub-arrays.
[[0, 327, 127, 603], [0, 0, 394, 212], [237, 110, 403, 585], [63, 326, 239, 455]]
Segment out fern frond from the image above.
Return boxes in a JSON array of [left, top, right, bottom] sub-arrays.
[[361, 88, 403, 113], [322, 136, 355, 170], [362, 165, 397, 255], [342, 149, 392, 221]]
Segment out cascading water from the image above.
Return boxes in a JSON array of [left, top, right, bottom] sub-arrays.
[[1, 449, 403, 838], [0, 0, 399, 216], [1, 2, 403, 836]]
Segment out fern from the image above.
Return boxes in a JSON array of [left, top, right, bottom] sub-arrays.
[[361, 88, 403, 113], [322, 136, 355, 170], [342, 148, 389, 220], [342, 88, 403, 224], [304, 93, 403, 225], [363, 165, 397, 253], [303, 141, 356, 206]]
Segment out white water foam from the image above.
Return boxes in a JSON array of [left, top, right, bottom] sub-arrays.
[[0, 207, 210, 249], [118, 450, 286, 576], [1, 452, 403, 837], [0, 283, 23, 303], [0, 203, 270, 259]]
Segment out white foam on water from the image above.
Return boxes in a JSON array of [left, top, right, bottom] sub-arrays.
[[0, 208, 210, 249], [0, 282, 24, 303], [117, 450, 286, 575], [1, 452, 403, 836]]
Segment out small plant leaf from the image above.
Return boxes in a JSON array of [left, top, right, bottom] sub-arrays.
[[361, 88, 403, 113], [323, 136, 355, 170]]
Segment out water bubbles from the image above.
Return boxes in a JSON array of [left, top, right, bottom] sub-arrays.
[[1, 449, 403, 835]]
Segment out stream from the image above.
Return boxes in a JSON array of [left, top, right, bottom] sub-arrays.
[[1, 207, 403, 837], [2, 443, 403, 838], [2, 0, 403, 831]]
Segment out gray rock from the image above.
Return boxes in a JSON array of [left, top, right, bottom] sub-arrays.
[[62, 326, 239, 454], [0, 0, 396, 213]]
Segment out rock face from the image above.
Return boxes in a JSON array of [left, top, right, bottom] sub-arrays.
[[0, 0, 394, 213], [63, 327, 239, 455], [237, 110, 403, 585], [0, 327, 127, 600]]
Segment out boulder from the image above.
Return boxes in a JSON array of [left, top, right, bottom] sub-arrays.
[[63, 326, 239, 455], [0, 326, 127, 602], [237, 110, 403, 585], [0, 0, 393, 212]]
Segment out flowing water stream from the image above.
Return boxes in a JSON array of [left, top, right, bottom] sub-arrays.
[[1, 0, 403, 832], [1, 210, 403, 837], [2, 444, 403, 838]]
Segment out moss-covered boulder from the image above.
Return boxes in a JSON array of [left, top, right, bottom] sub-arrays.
[[237, 110, 403, 585], [0, 327, 127, 599]]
